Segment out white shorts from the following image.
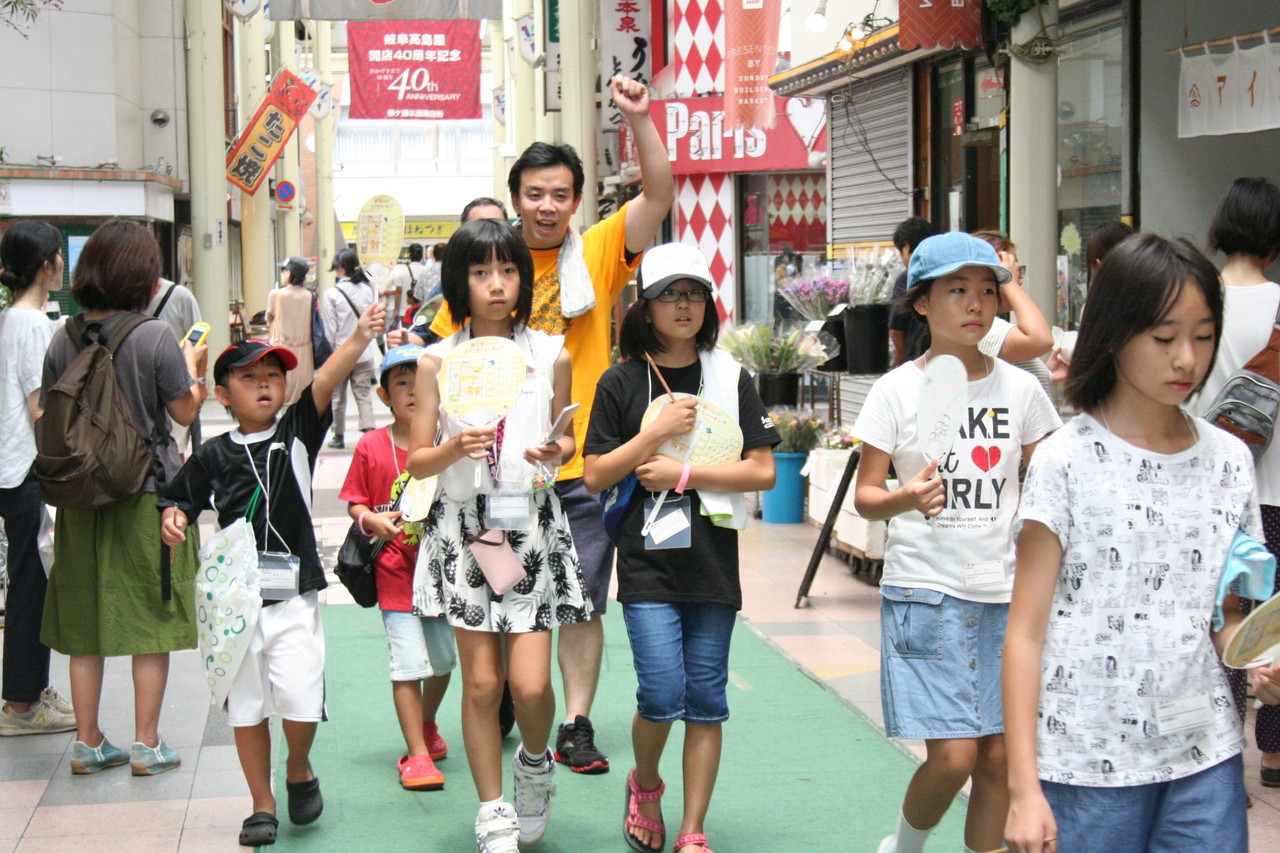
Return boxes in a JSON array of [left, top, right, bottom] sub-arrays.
[[227, 591, 326, 726]]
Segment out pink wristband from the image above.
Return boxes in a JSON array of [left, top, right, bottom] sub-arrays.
[[675, 462, 692, 495], [358, 510, 372, 536]]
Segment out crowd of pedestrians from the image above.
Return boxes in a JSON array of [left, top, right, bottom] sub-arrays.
[[5, 74, 1280, 852]]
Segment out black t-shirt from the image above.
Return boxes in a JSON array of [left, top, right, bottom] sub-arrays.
[[584, 357, 779, 609], [164, 387, 333, 596], [887, 270, 926, 360]]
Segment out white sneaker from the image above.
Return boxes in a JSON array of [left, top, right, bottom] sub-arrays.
[[475, 801, 520, 853], [511, 748, 556, 843], [877, 835, 896, 853], [39, 687, 75, 717], [0, 695, 76, 736]]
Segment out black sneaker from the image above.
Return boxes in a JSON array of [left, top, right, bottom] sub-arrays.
[[553, 715, 609, 774], [327, 434, 345, 449]]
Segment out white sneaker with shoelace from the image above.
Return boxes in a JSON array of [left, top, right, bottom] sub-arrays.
[[512, 748, 557, 843], [475, 801, 520, 853]]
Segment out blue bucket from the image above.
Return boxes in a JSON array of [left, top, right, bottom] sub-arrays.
[[762, 451, 808, 523]]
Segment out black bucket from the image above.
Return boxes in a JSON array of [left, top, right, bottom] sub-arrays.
[[844, 303, 890, 375], [757, 372, 802, 408]]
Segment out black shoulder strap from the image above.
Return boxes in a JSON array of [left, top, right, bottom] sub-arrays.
[[152, 282, 176, 318], [336, 285, 360, 316]]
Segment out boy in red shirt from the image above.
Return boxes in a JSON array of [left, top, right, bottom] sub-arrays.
[[339, 344, 456, 790]]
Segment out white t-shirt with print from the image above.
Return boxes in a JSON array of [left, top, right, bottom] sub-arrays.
[[853, 357, 1061, 602], [1017, 413, 1257, 787], [1190, 281, 1280, 505], [0, 306, 53, 487]]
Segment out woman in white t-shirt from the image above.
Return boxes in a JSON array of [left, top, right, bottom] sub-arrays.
[[1005, 233, 1280, 853], [1192, 177, 1280, 792], [853, 233, 1061, 853], [0, 220, 75, 736]]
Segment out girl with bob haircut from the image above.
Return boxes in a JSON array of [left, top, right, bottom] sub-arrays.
[[1005, 232, 1280, 853], [0, 220, 76, 738], [854, 231, 1061, 853], [408, 215, 589, 853], [38, 218, 208, 777], [583, 242, 778, 853], [1194, 176, 1280, 792], [437, 218, 533, 328]]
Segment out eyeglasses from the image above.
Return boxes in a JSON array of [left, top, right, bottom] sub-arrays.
[[654, 287, 710, 303]]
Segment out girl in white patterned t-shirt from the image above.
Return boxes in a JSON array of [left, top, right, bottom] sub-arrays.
[[1005, 233, 1280, 853]]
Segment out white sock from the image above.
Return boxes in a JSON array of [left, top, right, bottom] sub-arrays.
[[480, 796, 505, 809], [963, 846, 981, 853], [894, 812, 934, 853], [518, 745, 547, 767]]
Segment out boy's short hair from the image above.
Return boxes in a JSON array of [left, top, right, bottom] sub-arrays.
[[214, 340, 297, 386], [380, 344, 424, 390], [892, 216, 941, 254]]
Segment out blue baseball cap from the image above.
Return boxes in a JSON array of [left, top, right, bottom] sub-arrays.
[[906, 232, 1014, 289], [381, 344, 426, 379]]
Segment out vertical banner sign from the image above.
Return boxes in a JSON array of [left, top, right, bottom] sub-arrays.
[[545, 0, 561, 111], [899, 0, 982, 51], [226, 70, 318, 194], [598, 0, 652, 177], [724, 0, 782, 131], [347, 20, 481, 119]]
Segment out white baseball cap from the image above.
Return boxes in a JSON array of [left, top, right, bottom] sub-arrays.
[[637, 243, 715, 300]]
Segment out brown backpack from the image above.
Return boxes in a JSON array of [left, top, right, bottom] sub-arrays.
[[34, 313, 156, 510]]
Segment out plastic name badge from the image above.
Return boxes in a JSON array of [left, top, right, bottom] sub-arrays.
[[257, 551, 301, 601]]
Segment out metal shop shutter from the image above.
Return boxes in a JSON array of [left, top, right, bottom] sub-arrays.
[[829, 69, 913, 246]]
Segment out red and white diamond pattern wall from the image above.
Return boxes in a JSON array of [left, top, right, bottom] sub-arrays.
[[768, 173, 827, 253], [672, 0, 725, 97], [676, 173, 737, 325]]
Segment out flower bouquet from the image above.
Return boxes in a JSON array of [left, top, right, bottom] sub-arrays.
[[720, 324, 836, 375], [846, 246, 904, 306], [779, 276, 850, 321], [822, 425, 860, 451], [768, 409, 826, 453]]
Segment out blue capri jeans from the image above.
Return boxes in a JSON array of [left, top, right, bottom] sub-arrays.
[[622, 601, 736, 724]]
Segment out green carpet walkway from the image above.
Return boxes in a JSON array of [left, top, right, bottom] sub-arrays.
[[270, 606, 966, 851]]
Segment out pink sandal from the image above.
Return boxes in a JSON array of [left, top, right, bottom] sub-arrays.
[[673, 833, 714, 853], [624, 767, 665, 852]]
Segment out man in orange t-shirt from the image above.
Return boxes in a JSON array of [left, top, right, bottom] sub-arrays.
[[407, 75, 674, 774]]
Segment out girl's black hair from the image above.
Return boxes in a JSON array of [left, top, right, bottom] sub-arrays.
[[439, 218, 533, 327], [1066, 233, 1223, 412], [1206, 177, 1280, 261], [618, 282, 720, 359], [0, 219, 62, 294], [333, 248, 369, 284], [1085, 220, 1135, 283]]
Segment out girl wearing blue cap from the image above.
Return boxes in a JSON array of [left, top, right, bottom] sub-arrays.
[[852, 231, 1061, 853]]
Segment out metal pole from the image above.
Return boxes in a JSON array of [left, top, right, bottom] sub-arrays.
[[273, 17, 302, 260], [183, 0, 232, 357], [314, 21, 336, 294], [557, 0, 597, 228], [239, 10, 272, 323], [1007, 1, 1060, 323]]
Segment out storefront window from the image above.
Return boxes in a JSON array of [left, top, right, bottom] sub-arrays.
[[1056, 10, 1124, 328], [931, 54, 1004, 234], [737, 170, 828, 326]]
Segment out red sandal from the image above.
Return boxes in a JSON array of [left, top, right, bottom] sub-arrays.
[[673, 832, 714, 853], [624, 767, 665, 852]]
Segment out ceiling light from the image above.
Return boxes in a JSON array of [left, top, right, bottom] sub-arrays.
[[805, 0, 828, 33]]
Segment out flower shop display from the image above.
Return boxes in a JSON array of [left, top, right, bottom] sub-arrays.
[[720, 324, 837, 407], [843, 246, 904, 375], [762, 409, 825, 523], [778, 276, 850, 322]]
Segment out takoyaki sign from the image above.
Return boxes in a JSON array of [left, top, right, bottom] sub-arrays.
[[226, 70, 317, 194]]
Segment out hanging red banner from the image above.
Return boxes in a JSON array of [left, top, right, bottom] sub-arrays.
[[225, 70, 317, 195], [347, 20, 481, 120], [899, 0, 983, 51], [723, 0, 782, 131]]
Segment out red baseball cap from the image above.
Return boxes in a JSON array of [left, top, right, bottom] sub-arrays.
[[214, 340, 298, 384]]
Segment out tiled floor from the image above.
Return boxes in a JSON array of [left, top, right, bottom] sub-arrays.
[[2, 403, 1279, 850]]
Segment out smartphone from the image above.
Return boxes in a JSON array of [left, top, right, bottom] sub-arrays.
[[540, 402, 580, 445], [184, 322, 211, 348]]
